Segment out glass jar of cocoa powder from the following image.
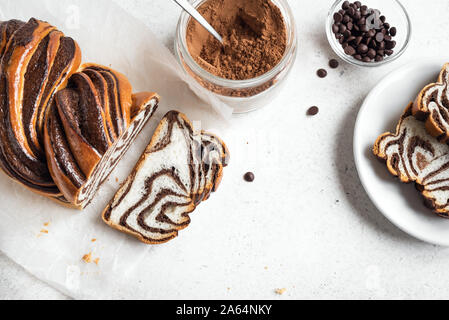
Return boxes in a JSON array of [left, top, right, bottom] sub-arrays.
[[175, 0, 297, 114]]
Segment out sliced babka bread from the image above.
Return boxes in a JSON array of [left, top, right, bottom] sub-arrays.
[[374, 103, 449, 217], [417, 154, 449, 217], [102, 111, 230, 244], [43, 64, 159, 209], [0, 18, 81, 201], [412, 63, 449, 143]]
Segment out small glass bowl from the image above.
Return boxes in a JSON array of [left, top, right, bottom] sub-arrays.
[[326, 0, 411, 67], [175, 0, 298, 113]]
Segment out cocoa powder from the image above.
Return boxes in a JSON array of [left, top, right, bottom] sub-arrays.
[[186, 0, 287, 81]]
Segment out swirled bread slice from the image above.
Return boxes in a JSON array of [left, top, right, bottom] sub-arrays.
[[102, 111, 230, 244], [43, 64, 159, 209], [374, 103, 449, 217], [0, 18, 81, 200], [412, 63, 449, 143], [417, 154, 449, 217]]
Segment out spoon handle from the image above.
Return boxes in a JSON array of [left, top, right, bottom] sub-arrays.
[[173, 0, 223, 43]]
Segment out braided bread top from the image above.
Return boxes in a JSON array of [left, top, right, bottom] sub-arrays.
[[0, 18, 81, 198]]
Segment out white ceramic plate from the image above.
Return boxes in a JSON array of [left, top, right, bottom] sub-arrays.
[[354, 58, 449, 246]]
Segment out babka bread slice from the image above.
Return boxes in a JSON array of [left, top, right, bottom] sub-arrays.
[[374, 103, 449, 216], [44, 64, 159, 209], [102, 111, 230, 244], [417, 154, 449, 217], [412, 63, 449, 143], [0, 18, 81, 200]]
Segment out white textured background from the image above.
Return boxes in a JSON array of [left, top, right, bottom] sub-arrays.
[[2, 0, 449, 300]]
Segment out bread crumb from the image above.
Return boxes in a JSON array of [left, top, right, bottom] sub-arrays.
[[43, 222, 50, 227], [91, 239, 97, 242], [115, 177, 119, 183], [82, 253, 92, 263], [275, 288, 287, 295], [40, 229, 48, 234], [264, 266, 268, 270], [94, 258, 100, 265]]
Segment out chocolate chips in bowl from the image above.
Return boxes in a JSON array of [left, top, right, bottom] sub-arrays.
[[326, 0, 411, 67]]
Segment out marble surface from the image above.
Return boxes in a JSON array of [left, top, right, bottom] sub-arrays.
[[2, 0, 449, 300]]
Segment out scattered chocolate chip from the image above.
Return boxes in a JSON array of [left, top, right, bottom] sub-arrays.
[[317, 69, 328, 78], [329, 59, 339, 69], [307, 106, 319, 116], [244, 172, 255, 182], [331, 1, 398, 63]]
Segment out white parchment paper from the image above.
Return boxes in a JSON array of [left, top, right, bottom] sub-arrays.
[[0, 0, 232, 299]]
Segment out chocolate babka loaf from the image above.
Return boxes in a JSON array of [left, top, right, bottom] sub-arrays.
[[374, 103, 449, 217], [102, 111, 229, 244], [412, 63, 449, 143], [44, 64, 159, 209], [0, 18, 81, 201]]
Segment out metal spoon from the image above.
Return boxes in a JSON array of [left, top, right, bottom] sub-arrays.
[[173, 0, 224, 44]]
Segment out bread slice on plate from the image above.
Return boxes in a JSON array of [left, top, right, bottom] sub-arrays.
[[374, 103, 449, 217], [412, 63, 449, 143], [44, 64, 159, 209], [102, 111, 230, 244]]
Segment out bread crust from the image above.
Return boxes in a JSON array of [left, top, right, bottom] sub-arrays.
[[0, 18, 81, 201], [412, 63, 449, 142]]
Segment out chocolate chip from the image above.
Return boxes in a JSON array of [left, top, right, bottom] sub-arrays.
[[357, 43, 368, 54], [344, 46, 356, 56], [307, 106, 319, 116], [389, 27, 397, 36], [362, 56, 371, 62], [332, 24, 340, 34], [375, 55, 384, 62], [385, 40, 396, 49], [317, 69, 327, 78], [367, 48, 376, 59], [244, 172, 255, 182], [367, 29, 376, 38], [329, 59, 339, 69], [334, 12, 343, 23]]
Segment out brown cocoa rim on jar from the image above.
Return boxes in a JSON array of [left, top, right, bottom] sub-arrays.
[[181, 58, 279, 97]]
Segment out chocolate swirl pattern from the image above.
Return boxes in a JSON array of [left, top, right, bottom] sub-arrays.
[[44, 65, 159, 209], [374, 104, 449, 217], [412, 63, 449, 143], [418, 154, 449, 216], [0, 18, 81, 200], [102, 111, 230, 244]]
